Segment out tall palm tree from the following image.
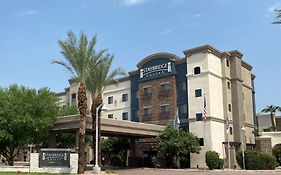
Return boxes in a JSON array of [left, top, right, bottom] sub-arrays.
[[273, 9, 281, 24], [261, 105, 281, 132], [52, 31, 98, 174], [86, 53, 126, 166]]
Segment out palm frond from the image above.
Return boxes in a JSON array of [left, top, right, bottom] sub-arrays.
[[51, 60, 76, 77]]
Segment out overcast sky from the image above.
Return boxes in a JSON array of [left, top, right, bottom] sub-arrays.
[[0, 0, 280, 112]]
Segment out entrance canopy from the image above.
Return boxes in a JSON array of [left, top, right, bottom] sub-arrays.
[[50, 115, 165, 137]]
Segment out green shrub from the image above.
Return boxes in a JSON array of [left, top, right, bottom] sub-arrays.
[[205, 151, 224, 170], [272, 144, 281, 165], [236, 149, 278, 170]]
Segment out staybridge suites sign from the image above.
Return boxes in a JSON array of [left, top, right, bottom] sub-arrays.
[[39, 148, 70, 167], [140, 59, 175, 81]]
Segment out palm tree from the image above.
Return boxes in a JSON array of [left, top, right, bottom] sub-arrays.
[[261, 105, 281, 132], [86, 53, 126, 167], [273, 9, 281, 24], [52, 31, 98, 174]]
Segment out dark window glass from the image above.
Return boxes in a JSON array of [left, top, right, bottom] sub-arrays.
[[108, 96, 113, 104], [178, 82, 187, 92], [228, 104, 232, 112], [122, 93, 128, 102], [144, 107, 152, 116], [195, 89, 202, 97], [230, 127, 233, 135], [196, 113, 203, 121], [122, 112, 128, 120], [144, 87, 152, 96], [160, 84, 169, 93], [226, 60, 230, 67], [108, 114, 113, 119], [161, 105, 169, 114], [199, 138, 204, 146], [71, 93, 76, 106], [179, 104, 187, 114], [194, 66, 201, 75], [227, 81, 231, 89]]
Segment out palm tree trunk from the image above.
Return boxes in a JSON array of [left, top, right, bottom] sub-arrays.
[[270, 112, 276, 132], [77, 82, 87, 174], [91, 94, 103, 166]]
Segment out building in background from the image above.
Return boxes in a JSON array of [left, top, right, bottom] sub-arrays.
[[56, 44, 256, 168]]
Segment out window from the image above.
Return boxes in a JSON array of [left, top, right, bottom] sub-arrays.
[[230, 127, 233, 135], [108, 96, 113, 104], [227, 81, 231, 89], [144, 107, 152, 116], [178, 82, 187, 92], [196, 113, 203, 121], [161, 105, 169, 114], [226, 60, 230, 67], [194, 66, 201, 75], [179, 104, 187, 114], [199, 138, 204, 146], [160, 84, 169, 93], [71, 93, 76, 106], [195, 89, 202, 97], [144, 87, 152, 96], [122, 112, 128, 120], [228, 104, 232, 112], [122, 93, 128, 102], [108, 114, 113, 119]]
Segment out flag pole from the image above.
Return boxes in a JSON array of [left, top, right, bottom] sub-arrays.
[[226, 114, 231, 169], [227, 116, 231, 169], [203, 94, 207, 170]]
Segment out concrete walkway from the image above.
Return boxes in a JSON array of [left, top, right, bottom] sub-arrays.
[[110, 168, 281, 175]]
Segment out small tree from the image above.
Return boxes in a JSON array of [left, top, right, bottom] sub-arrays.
[[261, 105, 280, 132], [205, 151, 223, 170], [0, 85, 59, 165], [156, 125, 201, 168]]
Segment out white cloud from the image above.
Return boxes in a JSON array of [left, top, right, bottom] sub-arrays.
[[18, 10, 38, 16], [193, 14, 202, 18], [268, 3, 281, 13], [120, 0, 145, 7], [162, 29, 173, 35]]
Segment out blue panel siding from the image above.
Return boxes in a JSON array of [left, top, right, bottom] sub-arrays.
[[175, 62, 188, 130], [130, 74, 139, 122]]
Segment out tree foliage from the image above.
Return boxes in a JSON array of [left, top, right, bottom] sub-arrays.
[[261, 105, 281, 132], [0, 85, 59, 165], [100, 137, 129, 167], [156, 125, 201, 167], [273, 9, 281, 24]]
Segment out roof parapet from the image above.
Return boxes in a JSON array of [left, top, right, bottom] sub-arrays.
[[183, 44, 222, 58]]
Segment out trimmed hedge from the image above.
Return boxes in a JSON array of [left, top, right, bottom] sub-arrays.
[[205, 151, 224, 170], [236, 149, 278, 170]]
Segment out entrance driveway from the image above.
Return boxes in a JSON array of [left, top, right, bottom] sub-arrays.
[[113, 168, 281, 175]]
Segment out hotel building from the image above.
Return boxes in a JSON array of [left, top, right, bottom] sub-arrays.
[[57, 44, 256, 168]]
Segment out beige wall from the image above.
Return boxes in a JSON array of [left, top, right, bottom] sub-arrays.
[[102, 80, 131, 120]]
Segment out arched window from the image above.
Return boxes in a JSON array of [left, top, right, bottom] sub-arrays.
[[194, 66, 201, 75]]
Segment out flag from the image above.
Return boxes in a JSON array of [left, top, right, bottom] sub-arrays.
[[226, 114, 230, 133], [203, 95, 207, 120], [173, 109, 180, 129]]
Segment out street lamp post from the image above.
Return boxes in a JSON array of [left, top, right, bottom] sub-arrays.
[[93, 104, 107, 174], [241, 126, 246, 170]]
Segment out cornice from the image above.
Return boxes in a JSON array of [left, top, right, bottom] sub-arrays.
[[228, 50, 243, 59], [183, 44, 222, 58], [241, 60, 253, 71], [136, 52, 181, 68]]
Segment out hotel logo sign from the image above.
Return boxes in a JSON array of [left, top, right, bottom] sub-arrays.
[[140, 62, 172, 79], [39, 148, 70, 167]]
